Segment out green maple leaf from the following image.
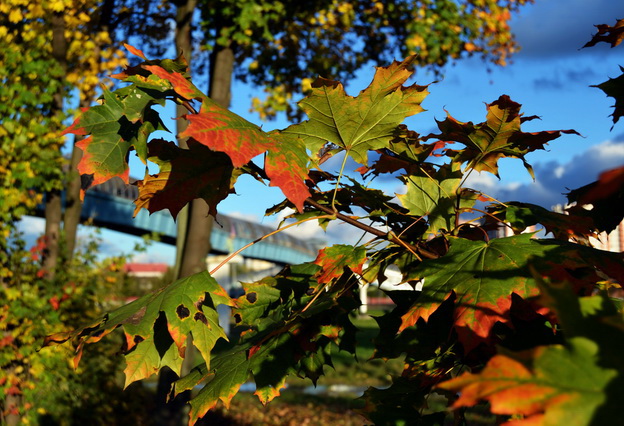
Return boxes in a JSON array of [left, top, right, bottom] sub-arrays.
[[438, 337, 618, 424], [313, 245, 367, 284], [189, 351, 250, 424], [400, 235, 575, 351], [434, 95, 577, 178], [397, 166, 476, 233], [44, 271, 231, 387], [66, 86, 167, 195], [233, 277, 284, 326], [123, 321, 183, 388], [134, 139, 237, 219], [249, 332, 296, 405], [283, 56, 429, 165], [233, 262, 320, 327]]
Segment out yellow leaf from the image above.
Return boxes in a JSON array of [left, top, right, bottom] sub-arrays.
[[49, 0, 65, 12], [8, 8, 22, 23]]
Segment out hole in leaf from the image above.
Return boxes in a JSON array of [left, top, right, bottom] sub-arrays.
[[176, 304, 190, 319], [234, 313, 242, 324], [246, 292, 257, 303], [133, 335, 144, 344], [154, 313, 175, 358], [80, 173, 94, 190]]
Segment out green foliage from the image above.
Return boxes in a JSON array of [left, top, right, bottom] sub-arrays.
[[47, 19, 624, 426], [0, 229, 152, 423], [200, 0, 534, 119]]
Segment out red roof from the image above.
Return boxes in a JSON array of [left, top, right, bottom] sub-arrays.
[[124, 263, 169, 274]]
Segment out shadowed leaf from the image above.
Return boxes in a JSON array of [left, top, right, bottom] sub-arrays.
[[134, 139, 236, 219], [432, 95, 577, 178]]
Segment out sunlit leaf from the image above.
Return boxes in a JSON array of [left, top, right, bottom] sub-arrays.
[[438, 337, 618, 425], [283, 56, 428, 165], [432, 95, 578, 178]]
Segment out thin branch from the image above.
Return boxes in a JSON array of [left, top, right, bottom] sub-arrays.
[[304, 198, 438, 260], [209, 214, 334, 276]]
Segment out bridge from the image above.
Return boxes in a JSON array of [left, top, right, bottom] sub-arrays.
[[38, 179, 321, 265]]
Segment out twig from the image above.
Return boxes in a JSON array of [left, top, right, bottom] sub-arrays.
[[304, 199, 438, 260]]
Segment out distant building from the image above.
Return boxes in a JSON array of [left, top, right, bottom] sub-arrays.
[[124, 262, 169, 291], [590, 222, 624, 252], [552, 204, 624, 253]]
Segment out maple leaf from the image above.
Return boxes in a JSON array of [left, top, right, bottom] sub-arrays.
[[437, 337, 618, 425], [313, 245, 367, 284], [43, 271, 231, 387], [180, 100, 275, 168], [399, 235, 576, 351], [283, 56, 429, 165], [486, 202, 596, 241], [233, 278, 284, 326], [592, 66, 624, 128], [65, 86, 167, 196], [180, 101, 311, 211], [566, 165, 624, 234], [582, 19, 624, 49], [397, 165, 477, 233], [189, 351, 250, 425], [143, 64, 205, 100], [233, 263, 321, 326], [264, 132, 311, 212], [249, 333, 297, 405], [134, 139, 236, 219], [432, 95, 578, 178]]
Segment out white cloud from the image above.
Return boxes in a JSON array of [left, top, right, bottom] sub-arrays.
[[466, 138, 624, 208]]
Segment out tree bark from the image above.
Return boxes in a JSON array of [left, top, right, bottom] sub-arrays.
[[172, 0, 216, 282], [64, 0, 114, 260], [63, 133, 84, 259], [42, 12, 67, 279]]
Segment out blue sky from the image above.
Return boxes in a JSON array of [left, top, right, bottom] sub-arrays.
[[219, 0, 624, 244], [19, 0, 624, 263]]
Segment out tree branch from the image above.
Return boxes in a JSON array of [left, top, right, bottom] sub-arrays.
[[304, 198, 438, 260]]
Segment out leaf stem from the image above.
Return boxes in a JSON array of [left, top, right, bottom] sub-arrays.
[[330, 152, 349, 209]]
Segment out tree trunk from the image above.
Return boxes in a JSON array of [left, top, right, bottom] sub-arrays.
[[172, 0, 215, 282], [64, 0, 114, 260], [42, 12, 67, 279], [63, 133, 84, 259]]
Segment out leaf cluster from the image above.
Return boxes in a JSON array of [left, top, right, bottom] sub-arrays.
[[47, 23, 624, 425], [1, 230, 153, 423]]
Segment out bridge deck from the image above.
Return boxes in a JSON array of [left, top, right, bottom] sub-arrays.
[[37, 179, 321, 265]]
